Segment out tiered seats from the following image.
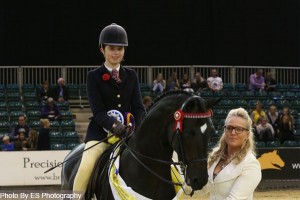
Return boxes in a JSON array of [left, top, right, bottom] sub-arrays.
[[67, 84, 80, 100], [49, 130, 80, 150], [210, 84, 300, 147]]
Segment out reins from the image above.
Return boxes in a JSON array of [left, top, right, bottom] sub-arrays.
[[44, 133, 116, 174]]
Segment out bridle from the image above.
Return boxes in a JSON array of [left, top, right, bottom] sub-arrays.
[[120, 95, 213, 196]]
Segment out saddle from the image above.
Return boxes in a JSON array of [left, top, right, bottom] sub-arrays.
[[85, 142, 125, 200]]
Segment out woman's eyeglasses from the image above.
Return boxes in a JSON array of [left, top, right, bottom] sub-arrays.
[[224, 125, 249, 134]]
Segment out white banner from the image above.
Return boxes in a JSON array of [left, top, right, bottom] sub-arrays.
[[0, 150, 70, 186]]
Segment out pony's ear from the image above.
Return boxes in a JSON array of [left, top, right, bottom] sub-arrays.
[[273, 150, 278, 154], [206, 98, 222, 109]]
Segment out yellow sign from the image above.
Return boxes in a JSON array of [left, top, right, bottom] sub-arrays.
[[257, 150, 285, 170]]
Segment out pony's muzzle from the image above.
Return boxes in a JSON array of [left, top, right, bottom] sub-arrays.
[[186, 166, 208, 190]]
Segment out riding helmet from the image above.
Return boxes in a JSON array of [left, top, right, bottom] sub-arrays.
[[99, 23, 128, 47]]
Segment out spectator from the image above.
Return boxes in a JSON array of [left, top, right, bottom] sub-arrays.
[[41, 97, 61, 121], [256, 117, 274, 143], [191, 72, 208, 93], [207, 68, 223, 92], [25, 129, 38, 150], [266, 105, 279, 139], [38, 80, 52, 102], [10, 115, 30, 140], [250, 101, 266, 128], [52, 77, 69, 102], [264, 71, 277, 92], [143, 96, 153, 112], [37, 119, 51, 150], [14, 131, 29, 151], [1, 136, 14, 151], [166, 71, 180, 91], [180, 73, 194, 92], [278, 107, 295, 144], [152, 73, 166, 93], [248, 69, 265, 92]]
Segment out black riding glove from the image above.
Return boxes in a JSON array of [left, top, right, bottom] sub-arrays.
[[112, 121, 126, 137]]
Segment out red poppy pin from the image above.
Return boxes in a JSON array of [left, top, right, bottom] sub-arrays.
[[102, 73, 110, 81]]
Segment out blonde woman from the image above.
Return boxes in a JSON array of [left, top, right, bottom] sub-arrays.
[[37, 119, 51, 150], [201, 108, 261, 199]]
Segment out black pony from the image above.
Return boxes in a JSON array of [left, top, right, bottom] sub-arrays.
[[62, 91, 219, 199]]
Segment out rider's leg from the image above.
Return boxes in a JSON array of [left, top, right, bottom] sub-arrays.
[[73, 141, 111, 193]]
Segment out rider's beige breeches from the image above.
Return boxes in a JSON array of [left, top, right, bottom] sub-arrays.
[[73, 141, 111, 193]]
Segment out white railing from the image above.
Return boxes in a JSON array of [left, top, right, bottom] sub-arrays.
[[0, 66, 299, 88]]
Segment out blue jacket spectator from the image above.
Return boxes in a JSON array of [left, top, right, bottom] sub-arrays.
[[1, 136, 14, 151], [41, 97, 61, 121]]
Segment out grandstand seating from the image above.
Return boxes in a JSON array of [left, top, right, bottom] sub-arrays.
[[282, 92, 296, 100], [79, 84, 87, 100], [66, 143, 80, 150], [51, 143, 66, 150], [9, 110, 25, 121], [60, 120, 76, 132], [255, 141, 266, 148], [235, 83, 247, 91], [227, 91, 240, 99], [200, 91, 214, 98], [67, 84, 80, 100], [56, 101, 70, 111], [6, 92, 21, 101], [49, 121, 60, 131], [28, 120, 41, 130], [241, 91, 255, 100], [0, 121, 10, 132], [49, 131, 64, 144], [6, 84, 19, 93], [64, 131, 79, 144], [0, 111, 9, 120], [275, 84, 288, 92], [8, 101, 23, 111], [282, 140, 298, 147], [21, 84, 36, 93], [1, 80, 300, 149], [26, 110, 41, 121], [233, 99, 248, 107], [275, 100, 291, 109], [24, 101, 40, 111], [256, 91, 268, 100], [223, 83, 234, 91], [0, 85, 5, 93], [60, 111, 73, 120], [22, 92, 37, 101], [288, 84, 300, 92], [266, 141, 280, 148], [269, 91, 283, 100]]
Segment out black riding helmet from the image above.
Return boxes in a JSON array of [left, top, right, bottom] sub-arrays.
[[99, 23, 128, 47]]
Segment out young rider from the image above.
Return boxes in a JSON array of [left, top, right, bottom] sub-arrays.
[[73, 23, 145, 194]]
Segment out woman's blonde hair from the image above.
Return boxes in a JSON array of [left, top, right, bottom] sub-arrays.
[[208, 107, 256, 168], [29, 129, 38, 141], [40, 118, 50, 129]]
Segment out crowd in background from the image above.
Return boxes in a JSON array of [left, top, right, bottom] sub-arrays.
[[143, 68, 295, 145], [0, 77, 70, 151]]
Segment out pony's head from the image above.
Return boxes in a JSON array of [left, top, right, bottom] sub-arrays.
[[169, 94, 219, 190]]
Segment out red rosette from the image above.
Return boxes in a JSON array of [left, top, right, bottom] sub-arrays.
[[102, 73, 110, 81]]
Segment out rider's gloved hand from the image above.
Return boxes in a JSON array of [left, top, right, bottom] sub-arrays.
[[112, 121, 126, 137]]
